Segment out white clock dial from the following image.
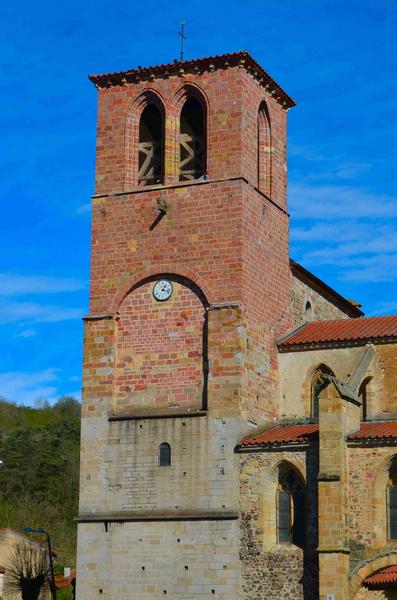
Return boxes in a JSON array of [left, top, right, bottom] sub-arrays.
[[153, 280, 173, 302]]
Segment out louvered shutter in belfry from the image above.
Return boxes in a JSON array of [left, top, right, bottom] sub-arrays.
[[278, 491, 291, 542], [389, 485, 397, 539]]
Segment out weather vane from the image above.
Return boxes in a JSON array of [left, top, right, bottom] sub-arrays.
[[178, 18, 187, 62]]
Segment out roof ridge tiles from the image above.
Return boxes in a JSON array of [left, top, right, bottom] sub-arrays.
[[88, 50, 296, 110]]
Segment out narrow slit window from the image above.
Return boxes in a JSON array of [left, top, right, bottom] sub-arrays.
[[179, 98, 205, 181], [138, 104, 164, 186], [159, 443, 171, 467]]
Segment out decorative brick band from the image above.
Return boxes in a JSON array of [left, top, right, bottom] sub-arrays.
[[92, 176, 290, 216]]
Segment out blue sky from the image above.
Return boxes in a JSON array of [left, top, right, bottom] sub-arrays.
[[1, 0, 396, 404]]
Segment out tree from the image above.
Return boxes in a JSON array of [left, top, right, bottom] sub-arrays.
[[3, 541, 50, 600]]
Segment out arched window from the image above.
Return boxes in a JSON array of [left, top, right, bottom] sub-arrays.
[[388, 459, 397, 540], [179, 97, 205, 181], [138, 104, 164, 186], [311, 365, 334, 421], [159, 443, 171, 467], [277, 464, 305, 547], [305, 301, 313, 322], [258, 101, 271, 196]]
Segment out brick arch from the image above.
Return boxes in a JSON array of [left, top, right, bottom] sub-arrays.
[[113, 272, 210, 414], [171, 83, 209, 180], [124, 89, 166, 189], [111, 268, 213, 313], [350, 552, 397, 598], [258, 99, 272, 196], [172, 82, 210, 113]]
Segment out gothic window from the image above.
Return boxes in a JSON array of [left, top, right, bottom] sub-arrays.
[[388, 459, 397, 540], [258, 101, 271, 196], [138, 104, 164, 186], [311, 365, 334, 421], [277, 465, 305, 547], [179, 97, 205, 181], [159, 443, 171, 467]]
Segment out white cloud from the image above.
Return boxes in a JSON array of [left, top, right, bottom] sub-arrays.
[[290, 181, 397, 285], [14, 328, 37, 338], [289, 183, 397, 221], [0, 368, 58, 404], [0, 300, 83, 324], [0, 274, 86, 295]]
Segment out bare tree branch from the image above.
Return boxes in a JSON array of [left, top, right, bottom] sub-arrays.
[[3, 540, 50, 600]]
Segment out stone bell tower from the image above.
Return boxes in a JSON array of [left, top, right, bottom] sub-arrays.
[[76, 51, 295, 599]]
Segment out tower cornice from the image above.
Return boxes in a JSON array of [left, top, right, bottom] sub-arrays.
[[88, 50, 296, 110]]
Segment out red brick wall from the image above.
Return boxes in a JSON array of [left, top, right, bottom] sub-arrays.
[[87, 60, 292, 421], [115, 279, 206, 413], [93, 64, 287, 208]]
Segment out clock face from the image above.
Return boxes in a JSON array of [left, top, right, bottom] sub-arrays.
[[153, 280, 173, 302]]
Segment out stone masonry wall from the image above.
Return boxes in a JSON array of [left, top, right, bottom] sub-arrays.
[[239, 448, 318, 600], [291, 274, 350, 325], [77, 520, 240, 600], [78, 415, 241, 516], [348, 445, 397, 571]]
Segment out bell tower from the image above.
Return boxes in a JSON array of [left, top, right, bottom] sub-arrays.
[[76, 51, 295, 599]]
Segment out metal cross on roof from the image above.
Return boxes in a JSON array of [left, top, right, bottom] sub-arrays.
[[178, 18, 187, 62]]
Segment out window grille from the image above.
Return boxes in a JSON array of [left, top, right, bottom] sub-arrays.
[[179, 98, 205, 181], [138, 104, 163, 185]]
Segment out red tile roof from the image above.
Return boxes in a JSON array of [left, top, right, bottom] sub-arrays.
[[279, 316, 397, 349], [88, 51, 296, 109], [239, 424, 319, 447], [238, 421, 397, 448], [364, 565, 397, 587], [349, 421, 397, 441]]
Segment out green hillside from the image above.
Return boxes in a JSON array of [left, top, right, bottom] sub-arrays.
[[0, 397, 80, 566]]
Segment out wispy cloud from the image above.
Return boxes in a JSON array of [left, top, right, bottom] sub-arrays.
[[290, 181, 397, 285], [0, 368, 59, 404], [289, 183, 397, 221], [0, 274, 86, 295], [0, 300, 83, 325], [14, 328, 37, 338]]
